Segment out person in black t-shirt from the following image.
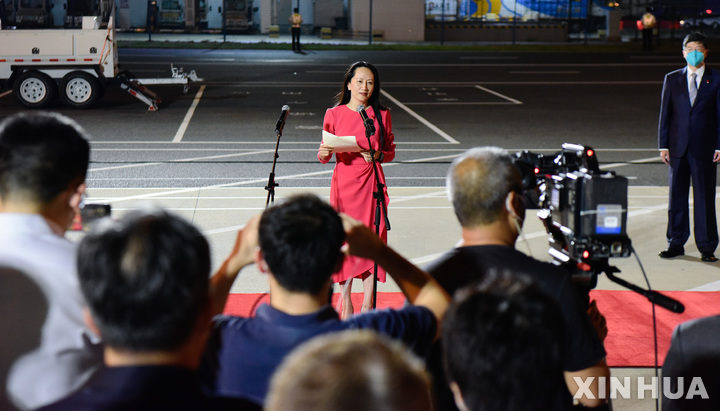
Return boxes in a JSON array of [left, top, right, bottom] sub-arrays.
[[425, 146, 610, 410]]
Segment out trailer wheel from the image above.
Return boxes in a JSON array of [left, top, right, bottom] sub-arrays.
[[60, 72, 101, 108], [13, 71, 56, 109]]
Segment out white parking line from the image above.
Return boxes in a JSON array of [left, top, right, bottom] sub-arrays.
[[86, 152, 461, 203], [403, 153, 462, 163], [601, 156, 659, 169], [688, 280, 720, 291], [91, 169, 337, 204], [381, 89, 459, 144], [89, 149, 276, 172], [390, 190, 447, 204], [173, 85, 205, 142], [474, 85, 523, 105]]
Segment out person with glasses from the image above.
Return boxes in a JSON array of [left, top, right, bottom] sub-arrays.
[[658, 32, 720, 262]]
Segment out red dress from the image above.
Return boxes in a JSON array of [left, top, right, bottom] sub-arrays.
[[318, 105, 396, 283]]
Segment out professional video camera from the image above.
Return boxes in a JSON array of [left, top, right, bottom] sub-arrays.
[[514, 143, 683, 313], [514, 143, 631, 271]]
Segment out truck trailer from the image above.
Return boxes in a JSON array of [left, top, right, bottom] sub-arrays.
[[0, 11, 201, 110]]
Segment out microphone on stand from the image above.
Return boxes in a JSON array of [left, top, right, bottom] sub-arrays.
[[357, 104, 375, 134], [275, 105, 290, 135], [266, 105, 291, 207], [356, 105, 388, 310]]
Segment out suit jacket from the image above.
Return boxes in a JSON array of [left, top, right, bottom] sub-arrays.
[[662, 315, 720, 411], [658, 66, 720, 160]]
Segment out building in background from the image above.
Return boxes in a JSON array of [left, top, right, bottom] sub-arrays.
[[4, 0, 720, 43]]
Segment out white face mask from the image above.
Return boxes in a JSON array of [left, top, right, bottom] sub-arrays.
[[506, 194, 524, 233], [507, 193, 535, 255]]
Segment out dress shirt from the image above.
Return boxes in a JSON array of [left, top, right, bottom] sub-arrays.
[[0, 213, 103, 409], [688, 65, 705, 90]]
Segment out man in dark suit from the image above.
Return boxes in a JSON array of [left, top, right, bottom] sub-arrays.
[[658, 32, 720, 262]]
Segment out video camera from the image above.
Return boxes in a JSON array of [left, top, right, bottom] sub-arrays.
[[514, 143, 632, 290], [514, 143, 684, 313]]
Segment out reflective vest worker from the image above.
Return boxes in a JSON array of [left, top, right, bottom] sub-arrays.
[[290, 9, 303, 52], [642, 12, 657, 30]]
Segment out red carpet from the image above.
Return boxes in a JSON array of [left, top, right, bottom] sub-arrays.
[[224, 290, 720, 368], [589, 290, 720, 367]]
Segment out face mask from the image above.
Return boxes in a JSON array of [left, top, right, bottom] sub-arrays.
[[686, 50, 705, 67]]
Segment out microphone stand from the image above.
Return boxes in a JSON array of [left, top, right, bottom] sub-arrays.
[[265, 126, 283, 208], [363, 115, 391, 310]]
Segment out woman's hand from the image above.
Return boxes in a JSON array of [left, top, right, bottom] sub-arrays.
[[319, 143, 334, 160], [359, 149, 380, 163]]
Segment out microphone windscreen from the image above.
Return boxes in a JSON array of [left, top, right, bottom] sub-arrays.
[[282, 105, 290, 111], [357, 104, 365, 112]]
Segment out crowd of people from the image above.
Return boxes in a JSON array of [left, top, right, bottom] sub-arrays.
[[3, 42, 720, 410], [0, 110, 605, 411]]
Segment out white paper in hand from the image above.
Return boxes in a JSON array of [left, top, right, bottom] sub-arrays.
[[322, 130, 361, 153]]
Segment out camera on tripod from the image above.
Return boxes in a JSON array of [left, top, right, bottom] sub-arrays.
[[514, 143, 684, 313], [513, 143, 632, 280]]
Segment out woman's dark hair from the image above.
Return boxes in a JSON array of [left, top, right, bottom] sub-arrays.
[[334, 61, 385, 109], [333, 61, 389, 149]]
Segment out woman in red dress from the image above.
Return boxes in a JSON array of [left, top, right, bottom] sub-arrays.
[[318, 61, 395, 319]]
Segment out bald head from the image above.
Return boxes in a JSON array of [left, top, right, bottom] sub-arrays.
[[446, 147, 522, 228]]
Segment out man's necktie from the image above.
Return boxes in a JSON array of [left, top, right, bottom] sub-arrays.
[[690, 73, 698, 106]]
